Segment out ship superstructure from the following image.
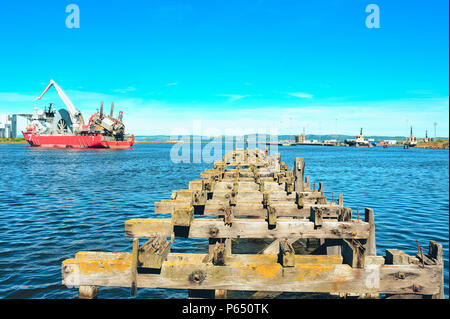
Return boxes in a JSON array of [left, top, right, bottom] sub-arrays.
[[345, 128, 371, 147]]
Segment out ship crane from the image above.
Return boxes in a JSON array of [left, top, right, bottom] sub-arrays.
[[36, 80, 85, 131]]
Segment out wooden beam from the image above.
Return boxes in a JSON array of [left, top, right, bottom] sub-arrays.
[[203, 204, 341, 218], [62, 252, 442, 295], [125, 218, 370, 239]]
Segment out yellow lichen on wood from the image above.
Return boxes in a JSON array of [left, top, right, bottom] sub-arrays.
[[78, 259, 131, 274]]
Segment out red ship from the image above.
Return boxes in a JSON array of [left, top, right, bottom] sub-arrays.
[[22, 80, 134, 149]]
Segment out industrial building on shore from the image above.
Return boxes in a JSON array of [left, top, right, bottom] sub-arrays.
[[0, 114, 27, 138]]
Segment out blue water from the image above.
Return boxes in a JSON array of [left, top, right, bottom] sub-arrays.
[[0, 143, 448, 298]]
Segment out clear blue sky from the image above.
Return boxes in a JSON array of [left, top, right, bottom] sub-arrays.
[[0, 0, 448, 136]]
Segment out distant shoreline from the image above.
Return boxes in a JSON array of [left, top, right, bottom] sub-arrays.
[[135, 141, 449, 149], [0, 138, 27, 144]]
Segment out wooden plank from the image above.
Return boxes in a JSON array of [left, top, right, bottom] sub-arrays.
[[261, 181, 285, 192], [155, 200, 192, 214], [62, 253, 442, 295], [203, 204, 340, 217], [236, 181, 259, 191], [125, 218, 370, 239], [235, 191, 263, 202]]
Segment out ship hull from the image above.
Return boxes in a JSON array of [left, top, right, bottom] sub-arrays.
[[23, 131, 134, 149]]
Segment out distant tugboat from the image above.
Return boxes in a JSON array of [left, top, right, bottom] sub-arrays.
[[345, 128, 372, 147], [404, 126, 417, 149]]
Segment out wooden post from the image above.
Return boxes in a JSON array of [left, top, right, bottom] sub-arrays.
[[212, 242, 226, 265], [338, 193, 343, 207], [365, 208, 376, 256], [385, 249, 410, 265], [342, 239, 366, 268], [296, 193, 304, 208], [310, 207, 323, 228], [138, 236, 170, 269], [130, 238, 139, 297], [294, 158, 304, 192], [429, 241, 444, 299], [172, 206, 194, 227], [78, 286, 98, 299], [338, 207, 352, 221], [267, 206, 277, 227], [209, 238, 232, 257], [304, 176, 310, 191], [279, 240, 295, 267]]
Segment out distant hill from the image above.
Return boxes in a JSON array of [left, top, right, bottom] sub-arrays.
[[134, 134, 434, 143]]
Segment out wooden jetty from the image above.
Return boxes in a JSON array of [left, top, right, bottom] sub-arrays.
[[62, 148, 444, 299]]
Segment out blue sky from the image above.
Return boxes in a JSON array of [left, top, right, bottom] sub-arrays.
[[0, 0, 448, 136]]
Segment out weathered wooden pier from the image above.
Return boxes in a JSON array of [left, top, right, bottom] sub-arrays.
[[61, 148, 444, 299]]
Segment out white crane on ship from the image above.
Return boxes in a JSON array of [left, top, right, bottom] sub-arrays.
[[36, 80, 85, 132]]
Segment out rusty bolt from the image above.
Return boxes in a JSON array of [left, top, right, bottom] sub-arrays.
[[209, 226, 219, 237], [396, 272, 405, 279], [412, 284, 422, 293], [189, 270, 206, 285]]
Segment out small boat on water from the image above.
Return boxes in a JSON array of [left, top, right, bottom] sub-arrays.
[[404, 126, 417, 149], [21, 80, 134, 149], [345, 128, 372, 147]]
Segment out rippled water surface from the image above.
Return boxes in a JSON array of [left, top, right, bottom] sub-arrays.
[[0, 143, 448, 298]]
